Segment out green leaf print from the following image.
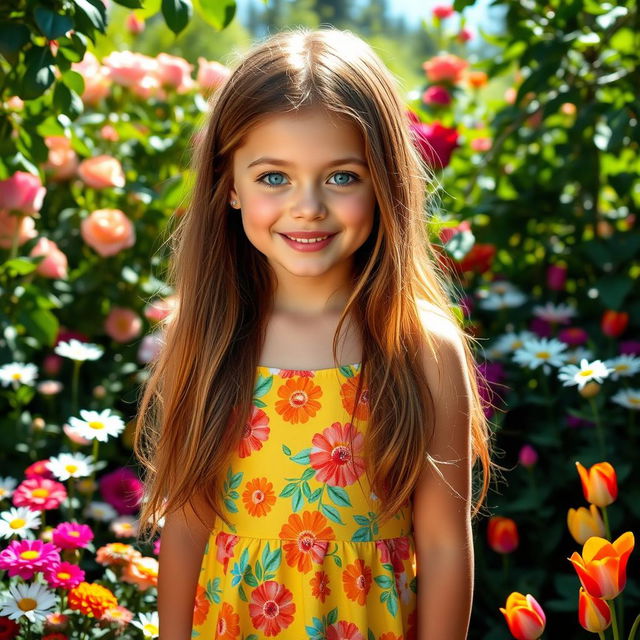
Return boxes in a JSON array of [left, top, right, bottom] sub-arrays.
[[254, 560, 262, 582], [326, 484, 351, 507], [305, 608, 339, 640], [205, 578, 222, 604], [339, 365, 356, 377], [375, 562, 399, 617], [327, 607, 338, 624], [223, 466, 243, 513], [261, 543, 282, 577], [368, 630, 376, 640], [239, 583, 248, 602], [351, 511, 379, 541], [191, 631, 200, 638], [245, 636, 259, 640], [290, 448, 312, 465], [282, 444, 291, 455], [410, 575, 418, 593], [253, 372, 273, 401], [292, 487, 304, 512], [320, 502, 344, 525]]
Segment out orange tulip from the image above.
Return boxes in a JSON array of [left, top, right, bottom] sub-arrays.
[[575, 461, 617, 507], [601, 310, 628, 337], [487, 516, 519, 554], [567, 505, 605, 545], [568, 531, 634, 599], [499, 592, 546, 640], [578, 587, 611, 632]]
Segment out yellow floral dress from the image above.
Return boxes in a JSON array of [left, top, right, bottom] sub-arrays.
[[191, 364, 418, 640]]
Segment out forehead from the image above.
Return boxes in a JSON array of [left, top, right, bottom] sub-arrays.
[[235, 107, 366, 162]]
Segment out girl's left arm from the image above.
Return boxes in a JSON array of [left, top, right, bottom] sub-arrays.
[[413, 308, 475, 640]]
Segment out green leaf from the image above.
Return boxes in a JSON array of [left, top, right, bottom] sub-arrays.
[[326, 485, 351, 507], [319, 503, 344, 524], [595, 275, 634, 309], [21, 46, 56, 99], [34, 6, 74, 39], [61, 69, 84, 95], [17, 308, 59, 346], [0, 22, 30, 65], [162, 0, 193, 34], [56, 31, 88, 62], [111, 0, 144, 7], [193, 0, 236, 30], [53, 82, 84, 119], [72, 0, 108, 35]]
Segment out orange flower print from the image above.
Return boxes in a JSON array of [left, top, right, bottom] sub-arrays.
[[327, 620, 365, 640], [215, 601, 240, 639], [380, 634, 404, 640], [275, 377, 322, 424], [248, 580, 296, 636], [279, 511, 335, 573], [340, 374, 370, 420], [342, 558, 372, 605], [215, 532, 239, 574], [192, 583, 210, 626], [310, 421, 365, 487], [310, 569, 331, 603], [242, 477, 276, 517], [238, 405, 270, 458], [279, 368, 315, 378]]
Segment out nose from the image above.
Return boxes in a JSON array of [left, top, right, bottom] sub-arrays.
[[290, 184, 327, 219]]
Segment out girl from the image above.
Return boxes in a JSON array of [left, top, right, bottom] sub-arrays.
[[134, 26, 495, 640]]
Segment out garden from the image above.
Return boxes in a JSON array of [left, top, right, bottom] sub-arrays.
[[0, 0, 638, 638]]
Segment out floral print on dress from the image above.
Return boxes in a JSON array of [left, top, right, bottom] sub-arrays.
[[192, 364, 417, 640]]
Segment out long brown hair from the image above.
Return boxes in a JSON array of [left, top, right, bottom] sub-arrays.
[[133, 26, 497, 543]]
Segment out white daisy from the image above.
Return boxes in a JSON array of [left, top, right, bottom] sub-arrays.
[[532, 301, 577, 324], [563, 347, 595, 366], [603, 355, 640, 381], [0, 581, 56, 621], [110, 515, 139, 538], [0, 362, 38, 388], [0, 477, 18, 501], [512, 336, 568, 374], [484, 331, 537, 360], [36, 379, 64, 395], [610, 389, 640, 411], [131, 611, 159, 638], [47, 452, 94, 481], [477, 287, 527, 310], [54, 338, 104, 362], [84, 501, 118, 521], [0, 506, 41, 539], [67, 408, 125, 443], [558, 359, 615, 391]]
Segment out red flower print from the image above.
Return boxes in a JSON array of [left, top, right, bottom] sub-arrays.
[[192, 583, 210, 626], [310, 422, 365, 487], [340, 374, 369, 420], [275, 377, 322, 424], [326, 620, 365, 640], [216, 601, 240, 639], [238, 406, 270, 458], [242, 477, 276, 517], [375, 536, 412, 574], [342, 558, 372, 605], [310, 569, 331, 602], [279, 368, 315, 378], [248, 580, 296, 636], [279, 511, 335, 573], [215, 531, 239, 574]]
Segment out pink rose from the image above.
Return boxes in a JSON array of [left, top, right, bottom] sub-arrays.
[[471, 137, 492, 152], [71, 51, 111, 106], [422, 85, 452, 106], [44, 136, 78, 181], [29, 237, 68, 279], [99, 467, 143, 515], [422, 54, 469, 84], [126, 13, 145, 34], [0, 171, 46, 214], [197, 57, 231, 92], [77, 155, 125, 189], [102, 50, 158, 88], [156, 53, 194, 93], [409, 121, 459, 169], [432, 4, 454, 19], [81, 208, 135, 257], [143, 295, 177, 322], [100, 125, 119, 141], [137, 331, 163, 364], [0, 209, 37, 249], [104, 307, 143, 343]]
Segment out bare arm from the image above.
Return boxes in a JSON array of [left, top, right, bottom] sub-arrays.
[[413, 306, 475, 639], [158, 493, 214, 640]]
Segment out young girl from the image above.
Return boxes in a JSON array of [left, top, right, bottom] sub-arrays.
[[134, 26, 494, 640]]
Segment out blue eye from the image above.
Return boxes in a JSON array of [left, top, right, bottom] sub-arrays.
[[256, 171, 360, 189]]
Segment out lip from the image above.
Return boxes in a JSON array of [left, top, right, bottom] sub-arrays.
[[278, 232, 337, 252]]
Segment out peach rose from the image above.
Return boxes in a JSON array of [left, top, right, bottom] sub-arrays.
[[197, 57, 231, 92], [100, 125, 119, 142], [0, 171, 46, 214], [104, 307, 143, 343], [102, 50, 158, 88], [126, 13, 145, 34], [72, 51, 111, 106], [0, 209, 37, 249], [44, 136, 78, 181], [156, 53, 195, 93], [466, 70, 488, 89], [29, 237, 68, 279], [422, 53, 469, 84], [81, 208, 135, 257], [121, 556, 158, 591], [471, 137, 492, 152], [77, 155, 125, 189]]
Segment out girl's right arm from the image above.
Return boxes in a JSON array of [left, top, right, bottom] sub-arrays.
[[158, 493, 213, 640]]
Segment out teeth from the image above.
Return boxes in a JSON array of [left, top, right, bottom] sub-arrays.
[[285, 235, 329, 244]]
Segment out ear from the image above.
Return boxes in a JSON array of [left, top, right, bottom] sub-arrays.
[[229, 187, 239, 208]]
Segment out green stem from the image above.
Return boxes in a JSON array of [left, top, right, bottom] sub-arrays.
[[588, 396, 607, 458], [598, 632, 606, 640], [602, 506, 612, 541], [610, 600, 620, 640], [71, 360, 81, 419], [628, 612, 640, 640], [502, 553, 510, 583]]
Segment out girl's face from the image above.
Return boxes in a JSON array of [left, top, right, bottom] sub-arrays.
[[229, 107, 376, 284]]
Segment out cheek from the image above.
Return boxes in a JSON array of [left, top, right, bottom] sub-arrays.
[[340, 192, 376, 230], [240, 194, 281, 232]]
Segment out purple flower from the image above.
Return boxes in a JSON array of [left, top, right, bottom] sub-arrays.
[[52, 522, 94, 549], [620, 340, 640, 356], [0, 539, 60, 579], [99, 467, 143, 515]]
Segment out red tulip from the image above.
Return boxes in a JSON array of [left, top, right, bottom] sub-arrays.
[[575, 461, 617, 507], [487, 516, 519, 554], [578, 587, 611, 632], [500, 592, 546, 640], [601, 310, 628, 337]]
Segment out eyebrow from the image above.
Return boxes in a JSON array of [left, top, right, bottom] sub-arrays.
[[247, 156, 368, 169]]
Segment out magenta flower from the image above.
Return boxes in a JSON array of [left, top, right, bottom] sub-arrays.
[[153, 538, 161, 555], [45, 561, 85, 589], [0, 539, 61, 579], [52, 522, 94, 550], [99, 467, 143, 515], [13, 477, 67, 511]]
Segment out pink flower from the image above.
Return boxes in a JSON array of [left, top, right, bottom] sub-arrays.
[[471, 137, 492, 152], [0, 171, 46, 214], [409, 121, 459, 169], [519, 445, 538, 468], [620, 341, 640, 356], [24, 459, 55, 480], [153, 538, 161, 555], [45, 561, 85, 588], [125, 13, 145, 34], [43, 136, 79, 182], [52, 522, 94, 550], [558, 327, 589, 347], [457, 28, 473, 43], [29, 237, 69, 279], [77, 155, 125, 189], [0, 539, 61, 579], [13, 477, 67, 510], [422, 53, 469, 84], [143, 295, 177, 323], [156, 52, 194, 93], [80, 208, 135, 257], [102, 50, 158, 89], [0, 208, 38, 249], [71, 51, 111, 107], [309, 422, 365, 487], [546, 264, 567, 291], [196, 58, 231, 93], [104, 307, 143, 343], [137, 331, 163, 364], [99, 467, 143, 515], [422, 85, 452, 106], [433, 4, 454, 19]]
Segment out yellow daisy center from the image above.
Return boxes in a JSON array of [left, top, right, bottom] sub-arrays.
[[31, 489, 49, 498], [536, 351, 550, 359], [18, 597, 37, 611], [20, 550, 40, 560], [65, 464, 79, 473], [88, 421, 105, 430], [58, 571, 71, 580], [10, 518, 26, 529], [144, 623, 159, 634], [579, 369, 593, 378]]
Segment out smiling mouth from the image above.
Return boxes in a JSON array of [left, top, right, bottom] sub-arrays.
[[281, 234, 330, 244]]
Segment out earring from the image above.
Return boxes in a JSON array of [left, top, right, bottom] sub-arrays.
[[230, 200, 238, 207]]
